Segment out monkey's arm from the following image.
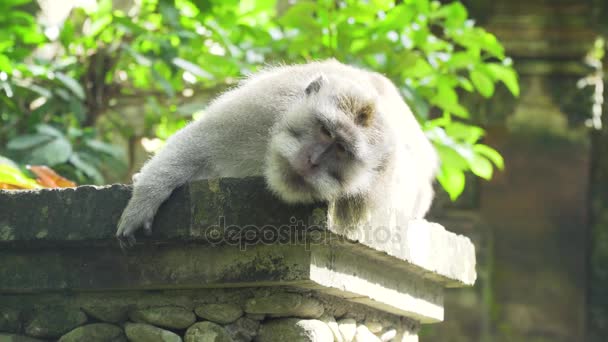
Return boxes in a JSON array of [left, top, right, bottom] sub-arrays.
[[368, 71, 438, 219], [116, 121, 211, 245]]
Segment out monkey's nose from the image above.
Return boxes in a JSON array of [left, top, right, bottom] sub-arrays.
[[294, 164, 312, 178], [307, 156, 320, 169], [292, 158, 316, 178]]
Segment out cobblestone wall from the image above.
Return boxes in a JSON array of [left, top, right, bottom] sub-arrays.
[[0, 289, 419, 342]]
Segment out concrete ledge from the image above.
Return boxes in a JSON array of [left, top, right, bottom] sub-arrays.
[[0, 178, 476, 324]]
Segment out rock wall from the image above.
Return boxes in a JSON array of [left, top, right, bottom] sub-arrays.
[[0, 288, 418, 342]]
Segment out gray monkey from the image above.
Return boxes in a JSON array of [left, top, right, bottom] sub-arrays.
[[116, 59, 437, 245]]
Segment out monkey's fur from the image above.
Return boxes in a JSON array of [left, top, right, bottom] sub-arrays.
[[116, 60, 437, 244]]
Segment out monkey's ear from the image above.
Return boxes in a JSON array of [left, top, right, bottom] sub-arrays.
[[305, 75, 326, 95]]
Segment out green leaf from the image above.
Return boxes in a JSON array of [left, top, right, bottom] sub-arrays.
[[69, 153, 103, 184], [0, 54, 12, 73], [401, 57, 433, 78], [27, 84, 53, 98], [0, 155, 19, 169], [123, 45, 152, 67], [59, 19, 75, 48], [445, 122, 484, 144], [457, 76, 474, 92], [435, 80, 457, 104], [67, 127, 83, 139], [69, 97, 86, 122], [486, 63, 520, 97], [2, 0, 33, 6], [151, 68, 175, 97], [113, 16, 147, 35], [29, 137, 73, 166], [278, 2, 320, 32], [437, 164, 466, 201], [191, 0, 212, 12], [433, 143, 470, 171], [55, 72, 85, 100], [87, 14, 113, 38], [379, 4, 415, 29], [468, 154, 493, 180], [36, 124, 65, 138], [430, 81, 469, 118], [479, 32, 504, 58], [85, 139, 124, 159], [0, 164, 42, 189], [446, 52, 475, 70], [470, 69, 494, 98], [172, 58, 213, 79], [7, 134, 53, 150], [474, 144, 504, 170], [159, 0, 181, 28], [432, 2, 467, 29]]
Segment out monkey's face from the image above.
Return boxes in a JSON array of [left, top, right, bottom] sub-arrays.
[[265, 75, 392, 204]]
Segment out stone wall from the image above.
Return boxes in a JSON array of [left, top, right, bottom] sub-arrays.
[[0, 178, 476, 342], [0, 288, 419, 342]]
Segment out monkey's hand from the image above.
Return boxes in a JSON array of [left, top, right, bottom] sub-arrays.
[[116, 196, 156, 248]]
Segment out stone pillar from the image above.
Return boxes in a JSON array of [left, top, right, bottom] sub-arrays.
[[482, 2, 593, 341], [589, 74, 608, 342], [0, 178, 475, 342], [424, 1, 595, 342]]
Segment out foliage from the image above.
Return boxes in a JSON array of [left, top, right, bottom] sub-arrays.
[[0, 163, 42, 189], [0, 0, 517, 199], [6, 124, 122, 184], [578, 37, 605, 130], [0, 156, 76, 189]]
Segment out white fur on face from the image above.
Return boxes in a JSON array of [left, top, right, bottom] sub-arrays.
[[264, 116, 376, 203], [265, 129, 342, 203], [263, 75, 390, 204]]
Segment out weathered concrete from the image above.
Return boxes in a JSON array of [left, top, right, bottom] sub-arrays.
[[0, 177, 476, 339], [0, 177, 475, 287]]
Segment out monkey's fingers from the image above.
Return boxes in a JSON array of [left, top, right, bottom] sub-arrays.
[[117, 233, 136, 249], [116, 219, 137, 249], [117, 236, 129, 251], [125, 234, 136, 247], [143, 220, 153, 236]]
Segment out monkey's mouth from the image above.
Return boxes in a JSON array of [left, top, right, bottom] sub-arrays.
[[285, 168, 309, 188], [279, 156, 314, 191]]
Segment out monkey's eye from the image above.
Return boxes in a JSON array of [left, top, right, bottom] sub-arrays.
[[335, 142, 347, 154], [288, 126, 301, 138], [320, 125, 332, 138]]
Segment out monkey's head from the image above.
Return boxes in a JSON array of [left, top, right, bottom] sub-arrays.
[[265, 74, 393, 204]]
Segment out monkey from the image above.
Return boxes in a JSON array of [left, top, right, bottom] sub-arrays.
[[116, 59, 438, 245]]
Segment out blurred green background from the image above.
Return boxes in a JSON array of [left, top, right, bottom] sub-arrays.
[[1, 0, 608, 341]]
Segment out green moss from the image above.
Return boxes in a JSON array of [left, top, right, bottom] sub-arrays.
[[24, 307, 87, 339], [0, 225, 15, 240], [208, 178, 221, 193], [34, 230, 47, 239], [40, 206, 48, 219]]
